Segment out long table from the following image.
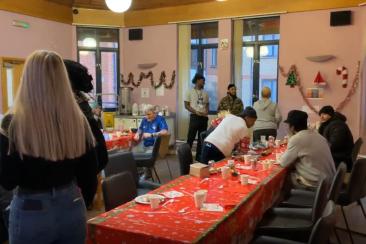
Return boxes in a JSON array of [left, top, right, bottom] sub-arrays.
[[87, 150, 287, 244]]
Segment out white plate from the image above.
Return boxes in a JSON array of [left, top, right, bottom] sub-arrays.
[[135, 194, 165, 204]]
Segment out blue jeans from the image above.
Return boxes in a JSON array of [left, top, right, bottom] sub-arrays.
[[201, 142, 225, 164], [9, 183, 86, 244]]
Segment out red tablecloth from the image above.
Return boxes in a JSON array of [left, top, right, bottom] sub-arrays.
[[105, 134, 134, 150], [87, 151, 287, 244]]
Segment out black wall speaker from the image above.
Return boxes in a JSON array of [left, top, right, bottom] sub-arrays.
[[330, 11, 352, 26], [129, 29, 143, 41]]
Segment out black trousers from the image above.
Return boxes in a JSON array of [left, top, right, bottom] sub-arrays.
[[253, 129, 277, 142], [187, 114, 208, 162], [201, 142, 225, 164]]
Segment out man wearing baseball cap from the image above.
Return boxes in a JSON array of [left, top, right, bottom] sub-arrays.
[[280, 110, 335, 189]]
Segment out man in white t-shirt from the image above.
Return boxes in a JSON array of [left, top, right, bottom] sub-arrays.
[[185, 73, 209, 161], [201, 107, 257, 164], [280, 110, 336, 189]]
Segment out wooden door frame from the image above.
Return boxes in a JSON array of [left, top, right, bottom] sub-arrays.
[[1, 57, 25, 113]]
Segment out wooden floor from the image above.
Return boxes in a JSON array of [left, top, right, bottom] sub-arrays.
[[88, 153, 366, 244]]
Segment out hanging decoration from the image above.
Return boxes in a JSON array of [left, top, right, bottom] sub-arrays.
[[279, 61, 360, 113], [120, 70, 176, 89], [280, 65, 299, 87], [336, 66, 348, 88], [313, 72, 326, 86]]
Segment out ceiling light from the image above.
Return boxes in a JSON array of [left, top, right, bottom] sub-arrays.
[[105, 0, 132, 13], [216, 0, 227, 2], [245, 47, 254, 58], [260, 46, 269, 56]]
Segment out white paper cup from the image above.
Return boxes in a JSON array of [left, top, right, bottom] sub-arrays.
[[194, 190, 206, 209], [260, 135, 266, 144], [221, 166, 231, 180], [275, 140, 281, 147], [244, 155, 252, 165], [150, 197, 160, 210], [227, 160, 235, 168], [240, 174, 249, 185]]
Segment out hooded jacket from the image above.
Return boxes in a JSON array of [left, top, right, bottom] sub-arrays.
[[318, 112, 354, 170], [253, 99, 282, 131]]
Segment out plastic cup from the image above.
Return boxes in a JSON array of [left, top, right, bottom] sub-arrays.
[[240, 174, 249, 185], [221, 166, 231, 180], [150, 197, 160, 210], [194, 190, 207, 209], [275, 139, 281, 148], [276, 153, 282, 163], [250, 159, 257, 170]]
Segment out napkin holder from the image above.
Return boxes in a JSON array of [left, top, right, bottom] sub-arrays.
[[189, 163, 210, 178]]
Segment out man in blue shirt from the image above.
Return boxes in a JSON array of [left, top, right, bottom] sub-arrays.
[[133, 105, 168, 148], [133, 105, 168, 180]]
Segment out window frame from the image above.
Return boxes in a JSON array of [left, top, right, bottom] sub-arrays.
[[76, 26, 120, 112]]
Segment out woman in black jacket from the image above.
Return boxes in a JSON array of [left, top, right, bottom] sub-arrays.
[[318, 106, 354, 171]]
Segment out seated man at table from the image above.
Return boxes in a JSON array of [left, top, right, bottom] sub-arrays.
[[318, 105, 354, 171], [201, 107, 257, 164], [280, 110, 336, 190], [133, 105, 168, 151]]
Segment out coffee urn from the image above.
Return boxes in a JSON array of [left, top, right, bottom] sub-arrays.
[[118, 87, 133, 115]]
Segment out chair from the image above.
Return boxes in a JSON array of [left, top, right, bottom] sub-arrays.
[[177, 143, 193, 175], [158, 134, 173, 179], [252, 201, 336, 244], [133, 136, 162, 183], [104, 151, 160, 196], [255, 179, 328, 241], [102, 172, 137, 211], [279, 163, 347, 208], [351, 137, 363, 164], [336, 158, 366, 244]]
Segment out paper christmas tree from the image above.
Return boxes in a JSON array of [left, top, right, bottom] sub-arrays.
[[286, 70, 298, 87]]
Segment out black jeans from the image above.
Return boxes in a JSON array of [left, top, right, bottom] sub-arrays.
[[201, 142, 225, 164], [187, 114, 208, 162], [253, 129, 277, 142]]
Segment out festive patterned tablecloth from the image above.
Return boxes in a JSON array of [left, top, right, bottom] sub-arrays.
[[105, 134, 134, 150], [87, 150, 288, 244]]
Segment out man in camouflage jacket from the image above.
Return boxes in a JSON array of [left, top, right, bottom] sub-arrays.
[[217, 84, 244, 116]]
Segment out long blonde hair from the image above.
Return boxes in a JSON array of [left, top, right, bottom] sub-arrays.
[[7, 50, 95, 161]]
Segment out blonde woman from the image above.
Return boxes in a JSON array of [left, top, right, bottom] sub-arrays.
[[0, 50, 97, 244]]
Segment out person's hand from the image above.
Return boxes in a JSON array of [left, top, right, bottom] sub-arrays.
[[143, 133, 153, 138], [134, 133, 140, 141]]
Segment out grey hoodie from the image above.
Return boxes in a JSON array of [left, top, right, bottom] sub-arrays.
[[253, 99, 282, 130]]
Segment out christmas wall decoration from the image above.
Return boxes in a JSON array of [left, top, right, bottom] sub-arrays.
[[279, 61, 360, 114], [120, 70, 176, 89], [280, 65, 299, 87], [336, 66, 348, 88], [313, 72, 326, 86]]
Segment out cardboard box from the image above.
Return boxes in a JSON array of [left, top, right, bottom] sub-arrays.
[[189, 163, 210, 178]]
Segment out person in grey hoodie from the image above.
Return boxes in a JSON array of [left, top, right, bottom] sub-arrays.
[[253, 87, 282, 142]]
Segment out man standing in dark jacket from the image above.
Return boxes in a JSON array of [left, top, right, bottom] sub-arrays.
[[318, 105, 354, 171]]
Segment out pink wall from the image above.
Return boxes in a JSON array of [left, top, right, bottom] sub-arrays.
[[0, 10, 73, 58], [120, 25, 178, 112], [0, 10, 73, 113], [217, 19, 232, 101], [278, 7, 363, 139]]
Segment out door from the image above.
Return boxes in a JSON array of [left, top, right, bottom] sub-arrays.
[[1, 58, 25, 113]]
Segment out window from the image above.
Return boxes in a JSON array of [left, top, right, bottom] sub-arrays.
[[77, 27, 120, 111], [190, 22, 218, 113], [241, 17, 280, 105]]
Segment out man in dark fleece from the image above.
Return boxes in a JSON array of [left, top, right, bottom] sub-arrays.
[[318, 105, 354, 171]]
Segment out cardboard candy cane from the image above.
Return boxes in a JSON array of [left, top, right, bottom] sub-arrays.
[[336, 66, 348, 88]]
